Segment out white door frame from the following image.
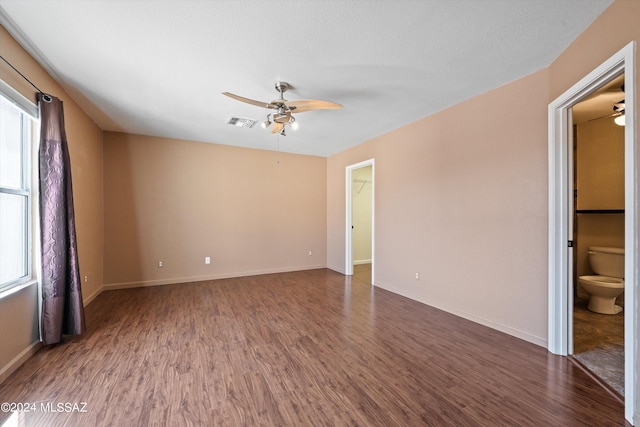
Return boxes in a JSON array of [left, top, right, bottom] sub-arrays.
[[345, 159, 375, 283], [548, 41, 636, 423]]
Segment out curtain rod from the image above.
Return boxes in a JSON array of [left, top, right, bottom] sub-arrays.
[[0, 54, 52, 102]]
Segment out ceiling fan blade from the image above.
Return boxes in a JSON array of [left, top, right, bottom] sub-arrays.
[[222, 92, 277, 110], [285, 99, 342, 113], [614, 100, 625, 113], [588, 111, 622, 122], [272, 122, 284, 134]]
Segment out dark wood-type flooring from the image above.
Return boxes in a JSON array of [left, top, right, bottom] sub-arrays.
[[0, 266, 629, 426]]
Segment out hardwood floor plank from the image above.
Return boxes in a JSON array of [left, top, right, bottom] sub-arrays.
[[0, 267, 629, 426]]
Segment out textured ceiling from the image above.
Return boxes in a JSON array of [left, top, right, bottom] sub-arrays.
[[0, 0, 613, 157]]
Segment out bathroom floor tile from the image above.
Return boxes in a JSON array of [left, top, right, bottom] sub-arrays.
[[573, 298, 624, 396]]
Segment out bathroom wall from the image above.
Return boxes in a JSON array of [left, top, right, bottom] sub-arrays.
[[575, 117, 625, 298]]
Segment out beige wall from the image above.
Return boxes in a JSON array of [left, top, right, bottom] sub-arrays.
[[328, 70, 550, 345], [103, 132, 327, 287], [548, 0, 640, 102], [328, 0, 640, 348], [0, 26, 104, 380]]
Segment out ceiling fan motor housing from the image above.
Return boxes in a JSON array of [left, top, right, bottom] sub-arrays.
[[275, 81, 291, 94]]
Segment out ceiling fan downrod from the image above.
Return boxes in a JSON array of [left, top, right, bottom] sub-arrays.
[[275, 81, 291, 99]]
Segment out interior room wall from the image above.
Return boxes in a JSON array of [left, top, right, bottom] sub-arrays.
[[327, 0, 637, 349], [547, 1, 639, 103], [103, 132, 327, 287], [328, 69, 550, 346], [352, 166, 372, 264], [575, 118, 625, 298], [0, 25, 104, 382]]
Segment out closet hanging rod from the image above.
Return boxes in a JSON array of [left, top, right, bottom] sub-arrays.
[[353, 178, 371, 194], [0, 54, 52, 102]]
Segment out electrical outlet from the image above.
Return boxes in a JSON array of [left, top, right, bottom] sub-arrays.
[[205, 256, 211, 265], [84, 275, 88, 283], [308, 250, 313, 256], [158, 261, 163, 268], [415, 272, 420, 280]]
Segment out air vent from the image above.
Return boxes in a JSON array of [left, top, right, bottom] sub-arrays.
[[225, 116, 257, 128]]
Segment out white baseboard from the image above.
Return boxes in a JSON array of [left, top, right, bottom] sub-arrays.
[[327, 267, 347, 275], [353, 259, 372, 265], [83, 286, 103, 307], [0, 341, 42, 385], [104, 264, 327, 290], [374, 280, 547, 348]]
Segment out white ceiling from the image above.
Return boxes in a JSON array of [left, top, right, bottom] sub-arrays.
[[0, 0, 613, 157]]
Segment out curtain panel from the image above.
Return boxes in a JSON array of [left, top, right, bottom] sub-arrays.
[[38, 93, 85, 345]]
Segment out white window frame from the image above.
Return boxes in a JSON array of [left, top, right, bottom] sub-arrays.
[[0, 79, 39, 298]]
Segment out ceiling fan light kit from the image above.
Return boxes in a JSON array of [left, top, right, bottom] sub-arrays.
[[222, 81, 342, 136], [586, 86, 625, 126], [613, 98, 625, 126]]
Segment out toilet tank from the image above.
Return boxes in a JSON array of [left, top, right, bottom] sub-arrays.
[[588, 246, 625, 278]]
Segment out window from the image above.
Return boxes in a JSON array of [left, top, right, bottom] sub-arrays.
[[0, 82, 37, 293]]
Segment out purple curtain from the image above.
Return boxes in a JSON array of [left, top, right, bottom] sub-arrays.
[[38, 93, 85, 345]]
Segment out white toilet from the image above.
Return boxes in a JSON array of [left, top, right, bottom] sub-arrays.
[[578, 246, 625, 315]]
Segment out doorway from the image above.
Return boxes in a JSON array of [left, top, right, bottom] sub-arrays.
[[345, 159, 374, 284], [548, 42, 636, 423], [571, 75, 625, 396]]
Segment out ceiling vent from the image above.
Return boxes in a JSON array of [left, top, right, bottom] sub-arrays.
[[225, 116, 257, 128]]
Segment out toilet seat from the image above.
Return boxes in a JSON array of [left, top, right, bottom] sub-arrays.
[[578, 275, 624, 288]]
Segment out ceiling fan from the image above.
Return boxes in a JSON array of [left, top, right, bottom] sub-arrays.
[[222, 82, 342, 136], [588, 84, 625, 126], [612, 99, 626, 126], [589, 98, 625, 126]]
